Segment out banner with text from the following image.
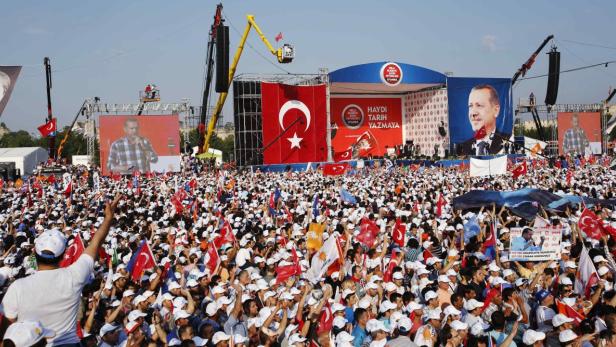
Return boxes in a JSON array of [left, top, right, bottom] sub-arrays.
[[330, 97, 402, 158], [99, 115, 181, 176], [509, 226, 562, 261]]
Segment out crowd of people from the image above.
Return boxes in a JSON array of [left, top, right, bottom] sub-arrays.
[[1, 155, 616, 347]]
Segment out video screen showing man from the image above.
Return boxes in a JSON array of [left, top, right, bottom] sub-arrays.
[[511, 228, 544, 252], [562, 113, 590, 155], [107, 118, 158, 174], [459, 85, 508, 156]]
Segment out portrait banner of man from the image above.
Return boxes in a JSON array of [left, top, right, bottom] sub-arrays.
[[0, 66, 22, 118], [99, 115, 182, 176], [557, 112, 601, 156], [447, 77, 513, 156], [509, 226, 562, 262]]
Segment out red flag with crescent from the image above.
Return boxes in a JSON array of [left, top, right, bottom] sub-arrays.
[[213, 221, 236, 248], [37, 118, 57, 137], [334, 147, 353, 162], [578, 208, 605, 240], [317, 302, 334, 334], [205, 242, 220, 274], [126, 240, 157, 282], [60, 234, 85, 268], [392, 218, 405, 247], [357, 218, 379, 248], [321, 163, 349, 176], [260, 82, 328, 164]]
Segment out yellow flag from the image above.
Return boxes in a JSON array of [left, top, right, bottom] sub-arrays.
[[530, 143, 542, 156], [306, 223, 325, 251], [225, 178, 236, 190], [14, 178, 23, 189]]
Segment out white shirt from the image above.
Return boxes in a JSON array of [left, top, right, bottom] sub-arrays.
[[2, 254, 94, 346]]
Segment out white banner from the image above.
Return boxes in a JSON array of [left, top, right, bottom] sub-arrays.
[[509, 226, 562, 261], [469, 155, 507, 177]]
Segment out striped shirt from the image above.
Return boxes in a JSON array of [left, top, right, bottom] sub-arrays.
[[107, 136, 158, 174]]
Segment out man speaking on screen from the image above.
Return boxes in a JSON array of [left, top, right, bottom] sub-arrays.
[[107, 118, 158, 174], [459, 84, 507, 156]]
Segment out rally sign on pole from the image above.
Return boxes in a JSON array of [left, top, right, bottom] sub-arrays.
[[509, 226, 562, 261]]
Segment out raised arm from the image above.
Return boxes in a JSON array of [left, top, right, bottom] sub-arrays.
[[84, 194, 121, 260]]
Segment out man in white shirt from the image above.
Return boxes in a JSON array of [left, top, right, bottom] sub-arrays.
[[2, 194, 121, 347]]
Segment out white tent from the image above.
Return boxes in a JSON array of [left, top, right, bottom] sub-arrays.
[[0, 147, 48, 176]]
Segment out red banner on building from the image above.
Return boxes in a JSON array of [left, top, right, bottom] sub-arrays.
[[330, 97, 402, 158], [261, 83, 328, 164]]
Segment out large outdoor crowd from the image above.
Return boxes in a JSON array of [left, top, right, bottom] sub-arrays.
[[1, 155, 616, 347]]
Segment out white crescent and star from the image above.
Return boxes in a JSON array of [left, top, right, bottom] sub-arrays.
[[279, 100, 311, 149], [46, 123, 54, 131], [138, 252, 150, 266]]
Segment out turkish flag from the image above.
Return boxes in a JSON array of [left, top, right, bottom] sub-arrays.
[[392, 219, 405, 247], [436, 194, 446, 217], [275, 263, 300, 284], [261, 82, 328, 164], [321, 163, 349, 176], [126, 240, 157, 282], [357, 218, 379, 248], [317, 302, 334, 334], [205, 242, 220, 274], [355, 131, 378, 158], [383, 250, 400, 283], [556, 299, 585, 326], [37, 118, 57, 137], [60, 234, 85, 268], [578, 208, 605, 240], [334, 147, 353, 162], [64, 181, 72, 198], [566, 170, 573, 185], [511, 161, 527, 179], [213, 221, 236, 248]]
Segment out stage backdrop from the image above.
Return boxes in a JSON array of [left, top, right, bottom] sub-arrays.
[[330, 97, 402, 158], [99, 115, 181, 175], [261, 83, 328, 164], [557, 112, 602, 155], [447, 77, 513, 156]]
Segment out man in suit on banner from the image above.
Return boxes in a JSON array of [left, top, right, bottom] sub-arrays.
[[459, 84, 508, 156]]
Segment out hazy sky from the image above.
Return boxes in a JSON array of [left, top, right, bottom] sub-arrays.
[[2, 0, 616, 133]]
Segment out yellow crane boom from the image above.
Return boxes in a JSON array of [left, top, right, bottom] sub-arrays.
[[202, 14, 294, 155]]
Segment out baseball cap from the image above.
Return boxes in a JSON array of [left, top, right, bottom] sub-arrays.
[[565, 261, 577, 269], [174, 310, 191, 321], [127, 310, 147, 322], [336, 331, 354, 344], [288, 333, 307, 345], [426, 310, 441, 321], [594, 255, 607, 263], [34, 230, 67, 258], [451, 320, 468, 331], [464, 299, 483, 311], [3, 321, 55, 347], [397, 317, 412, 332], [99, 323, 119, 337], [523, 330, 546, 345], [333, 316, 347, 329], [424, 291, 438, 301], [559, 329, 578, 343], [438, 275, 450, 283], [535, 290, 551, 302], [211, 332, 231, 345], [552, 314, 574, 327], [598, 266, 610, 276], [192, 337, 208, 346]]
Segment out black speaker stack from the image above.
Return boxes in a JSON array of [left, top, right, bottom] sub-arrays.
[[215, 25, 230, 93], [545, 47, 560, 106]]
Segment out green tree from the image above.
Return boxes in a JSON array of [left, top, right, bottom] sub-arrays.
[[0, 130, 38, 147]]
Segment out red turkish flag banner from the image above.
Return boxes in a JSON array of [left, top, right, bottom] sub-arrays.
[[392, 218, 405, 247], [578, 208, 605, 240], [334, 147, 353, 162], [213, 221, 236, 248], [37, 118, 57, 137], [317, 302, 334, 334], [60, 234, 85, 268], [205, 242, 220, 274], [261, 82, 328, 164], [321, 163, 349, 176], [357, 218, 379, 248], [436, 194, 446, 217], [511, 161, 527, 179], [556, 299, 585, 326], [127, 241, 157, 282]]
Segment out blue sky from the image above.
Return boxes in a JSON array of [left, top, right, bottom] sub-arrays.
[[2, 0, 616, 132]]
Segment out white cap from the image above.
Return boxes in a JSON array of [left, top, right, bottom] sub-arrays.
[[438, 275, 450, 283], [397, 316, 412, 332], [173, 310, 191, 321], [168, 282, 181, 291], [206, 302, 219, 316], [502, 269, 515, 278], [233, 334, 248, 344], [565, 261, 577, 269], [488, 263, 500, 272], [444, 305, 461, 316], [3, 321, 55, 347], [192, 337, 208, 346], [99, 323, 119, 337], [426, 310, 441, 321], [288, 333, 307, 345], [424, 291, 437, 301], [379, 301, 397, 313], [211, 331, 231, 344], [598, 266, 610, 276], [127, 310, 147, 322], [407, 301, 423, 312], [332, 303, 346, 313], [35, 230, 67, 258], [464, 299, 483, 311], [559, 329, 578, 343], [451, 320, 468, 330], [392, 272, 404, 280], [336, 331, 355, 344], [552, 313, 574, 327], [523, 330, 546, 345], [594, 255, 607, 263]]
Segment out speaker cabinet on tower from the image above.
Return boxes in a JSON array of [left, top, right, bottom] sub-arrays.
[[545, 47, 560, 106], [215, 25, 230, 93]]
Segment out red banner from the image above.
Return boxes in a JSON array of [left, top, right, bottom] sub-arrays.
[[261, 83, 328, 164], [330, 97, 402, 158]]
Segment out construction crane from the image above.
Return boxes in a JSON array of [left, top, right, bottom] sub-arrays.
[[198, 4, 224, 153], [201, 14, 294, 155]]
